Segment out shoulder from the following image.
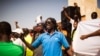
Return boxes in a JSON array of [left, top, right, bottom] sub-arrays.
[[12, 44, 24, 54], [39, 33, 46, 36], [13, 38, 24, 46], [12, 44, 24, 55], [0, 42, 24, 56], [37, 33, 47, 39], [13, 43, 24, 50], [55, 31, 64, 35]]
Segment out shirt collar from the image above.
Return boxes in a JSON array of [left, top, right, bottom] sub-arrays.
[[46, 30, 58, 35]]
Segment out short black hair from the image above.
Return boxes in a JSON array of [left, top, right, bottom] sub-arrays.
[[0, 21, 11, 36], [91, 12, 98, 19]]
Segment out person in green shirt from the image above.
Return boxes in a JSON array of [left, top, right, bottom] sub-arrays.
[[0, 21, 24, 56]]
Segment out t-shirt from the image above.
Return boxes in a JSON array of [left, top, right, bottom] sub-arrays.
[[0, 42, 24, 56], [73, 19, 100, 56], [25, 34, 33, 56], [32, 31, 69, 56], [13, 38, 26, 50]]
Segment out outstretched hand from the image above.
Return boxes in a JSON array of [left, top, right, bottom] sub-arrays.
[[15, 21, 18, 25]]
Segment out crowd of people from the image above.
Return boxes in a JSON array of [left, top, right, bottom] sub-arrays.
[[0, 2, 100, 56]]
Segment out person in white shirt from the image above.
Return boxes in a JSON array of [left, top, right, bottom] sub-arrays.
[[73, 12, 100, 56], [12, 28, 26, 50]]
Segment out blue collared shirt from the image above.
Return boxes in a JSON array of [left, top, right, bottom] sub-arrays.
[[32, 31, 69, 56]]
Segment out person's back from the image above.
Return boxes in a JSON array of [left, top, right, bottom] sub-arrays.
[[0, 42, 24, 56], [0, 21, 24, 56]]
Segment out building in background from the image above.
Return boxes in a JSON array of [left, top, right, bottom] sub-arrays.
[[68, 0, 100, 20]]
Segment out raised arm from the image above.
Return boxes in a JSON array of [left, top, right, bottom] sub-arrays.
[[15, 21, 20, 28], [64, 10, 72, 21]]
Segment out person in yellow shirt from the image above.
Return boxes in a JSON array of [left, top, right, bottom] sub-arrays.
[[23, 28, 34, 56], [25, 33, 33, 56]]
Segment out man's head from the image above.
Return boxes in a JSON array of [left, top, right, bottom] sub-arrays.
[[74, 2, 78, 7], [91, 12, 98, 19], [22, 28, 29, 37], [45, 17, 57, 32], [0, 21, 12, 41]]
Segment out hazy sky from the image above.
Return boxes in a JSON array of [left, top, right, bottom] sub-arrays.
[[0, 0, 67, 30], [0, 0, 100, 30]]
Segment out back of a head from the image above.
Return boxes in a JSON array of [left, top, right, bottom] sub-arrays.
[[91, 12, 98, 19], [0, 21, 11, 37], [74, 2, 78, 7], [0, 22, 24, 56]]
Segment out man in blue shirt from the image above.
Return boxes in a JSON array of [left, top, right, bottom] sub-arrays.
[[20, 17, 70, 56]]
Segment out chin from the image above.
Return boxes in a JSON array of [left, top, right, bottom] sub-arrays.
[[46, 29, 52, 32]]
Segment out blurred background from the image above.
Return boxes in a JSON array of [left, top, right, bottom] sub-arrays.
[[0, 0, 67, 29]]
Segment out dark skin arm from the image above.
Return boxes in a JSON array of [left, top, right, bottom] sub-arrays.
[[80, 29, 100, 40], [15, 21, 20, 28], [19, 34, 35, 51], [66, 45, 73, 56], [64, 10, 71, 21]]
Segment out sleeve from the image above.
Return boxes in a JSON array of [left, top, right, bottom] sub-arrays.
[[32, 34, 42, 48], [60, 33, 69, 48]]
